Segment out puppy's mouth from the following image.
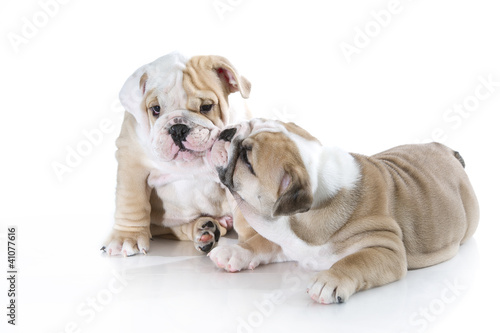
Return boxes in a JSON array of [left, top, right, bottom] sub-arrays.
[[155, 116, 220, 162], [218, 127, 238, 142], [211, 127, 240, 189]]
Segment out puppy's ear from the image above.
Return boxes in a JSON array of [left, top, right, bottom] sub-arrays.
[[119, 64, 150, 127], [210, 56, 251, 99], [272, 166, 313, 217], [139, 72, 148, 95]]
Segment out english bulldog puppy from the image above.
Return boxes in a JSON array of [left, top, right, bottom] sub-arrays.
[[209, 119, 479, 303], [102, 52, 251, 256]]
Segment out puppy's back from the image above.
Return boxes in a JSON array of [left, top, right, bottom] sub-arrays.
[[357, 142, 479, 269]]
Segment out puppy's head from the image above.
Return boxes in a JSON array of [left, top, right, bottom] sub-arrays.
[[119, 52, 250, 163], [212, 119, 320, 218]]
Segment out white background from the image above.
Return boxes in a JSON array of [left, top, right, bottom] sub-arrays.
[[1, 0, 499, 332]]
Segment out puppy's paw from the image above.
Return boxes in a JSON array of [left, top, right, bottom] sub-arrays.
[[211, 140, 231, 167], [208, 244, 258, 272], [194, 218, 221, 253], [307, 270, 356, 304], [217, 215, 233, 231], [101, 228, 150, 257]]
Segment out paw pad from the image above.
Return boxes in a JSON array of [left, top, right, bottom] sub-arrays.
[[195, 219, 220, 253]]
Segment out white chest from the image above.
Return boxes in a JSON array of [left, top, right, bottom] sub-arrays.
[[243, 210, 344, 271], [147, 168, 229, 226]]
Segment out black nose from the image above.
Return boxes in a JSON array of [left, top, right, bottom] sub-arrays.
[[218, 128, 237, 142], [169, 124, 190, 143]]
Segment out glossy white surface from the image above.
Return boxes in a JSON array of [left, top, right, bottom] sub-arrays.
[[2, 213, 497, 333]]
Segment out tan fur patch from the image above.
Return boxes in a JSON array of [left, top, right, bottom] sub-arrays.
[[139, 73, 148, 94], [183, 56, 250, 127], [234, 131, 313, 218], [289, 187, 361, 246], [282, 121, 320, 143], [350, 142, 479, 268]]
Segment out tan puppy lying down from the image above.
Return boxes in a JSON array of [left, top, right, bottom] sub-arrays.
[[209, 119, 479, 304]]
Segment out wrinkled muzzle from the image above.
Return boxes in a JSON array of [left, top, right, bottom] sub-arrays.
[[152, 110, 221, 163], [210, 122, 252, 188]]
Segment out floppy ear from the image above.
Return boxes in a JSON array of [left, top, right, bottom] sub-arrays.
[[118, 65, 150, 128], [210, 56, 251, 99], [272, 166, 313, 217]]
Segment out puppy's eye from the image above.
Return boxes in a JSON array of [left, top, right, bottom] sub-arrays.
[[200, 104, 214, 114], [241, 147, 255, 176], [150, 105, 161, 117]]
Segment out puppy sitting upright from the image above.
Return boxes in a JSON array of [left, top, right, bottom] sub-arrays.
[[102, 52, 250, 256], [209, 119, 479, 304]]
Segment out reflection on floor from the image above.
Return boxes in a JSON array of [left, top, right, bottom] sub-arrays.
[[10, 222, 485, 333]]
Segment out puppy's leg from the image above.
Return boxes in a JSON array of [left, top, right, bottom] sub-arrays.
[[102, 136, 153, 256], [232, 207, 259, 242], [209, 233, 286, 272], [156, 217, 230, 253], [102, 175, 152, 256], [308, 222, 407, 304], [209, 211, 287, 272]]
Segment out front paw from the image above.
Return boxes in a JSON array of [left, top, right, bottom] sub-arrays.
[[208, 244, 259, 272], [211, 139, 231, 167], [101, 228, 150, 257], [307, 270, 356, 304], [194, 218, 221, 253]]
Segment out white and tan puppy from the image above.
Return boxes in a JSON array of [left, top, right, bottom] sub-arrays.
[[102, 52, 251, 256], [209, 119, 479, 303]]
